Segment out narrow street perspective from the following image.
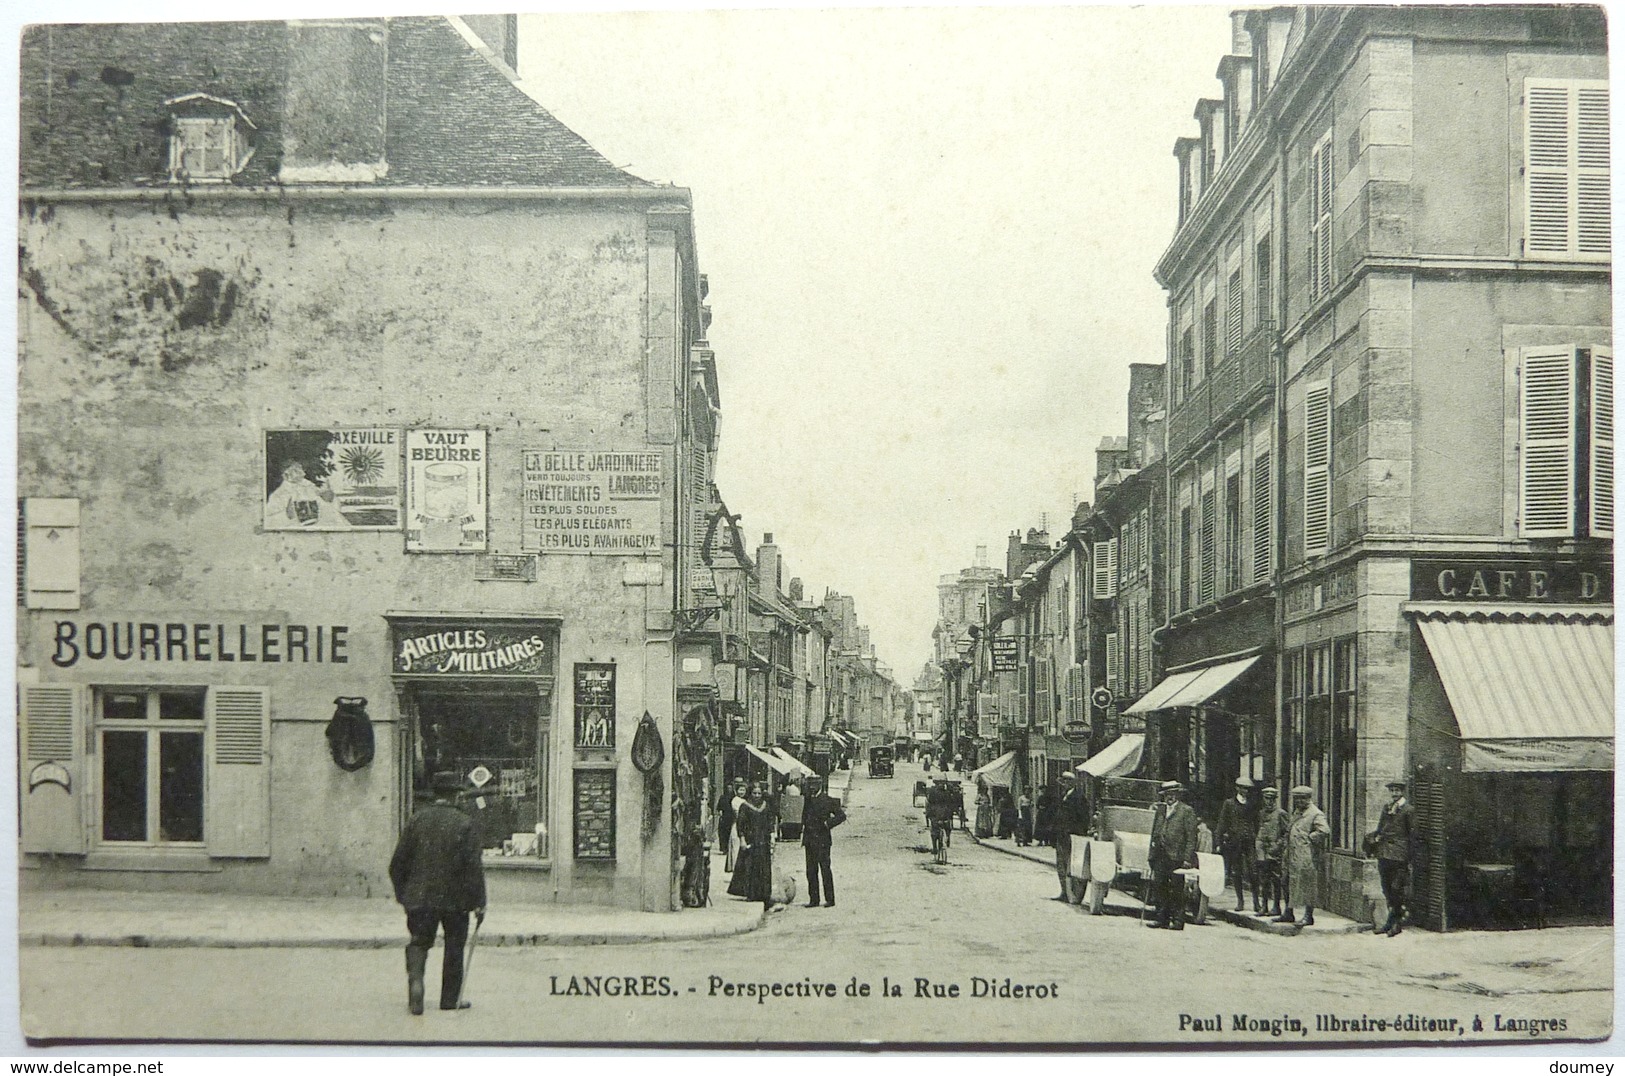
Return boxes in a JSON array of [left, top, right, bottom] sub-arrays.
[[20, 759, 1612, 1044]]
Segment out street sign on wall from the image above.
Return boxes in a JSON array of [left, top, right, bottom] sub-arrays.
[[990, 637, 1019, 673]]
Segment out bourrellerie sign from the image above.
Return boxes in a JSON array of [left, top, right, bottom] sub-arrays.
[[393, 622, 554, 676]]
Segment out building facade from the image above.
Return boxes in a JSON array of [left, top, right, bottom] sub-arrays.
[[1147, 5, 1611, 926], [18, 17, 713, 910]]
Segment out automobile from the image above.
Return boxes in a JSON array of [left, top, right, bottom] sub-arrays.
[[868, 745, 894, 778]]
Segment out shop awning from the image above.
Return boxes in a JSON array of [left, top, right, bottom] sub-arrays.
[[1162, 655, 1262, 708], [771, 747, 815, 777], [912, 731, 934, 741], [745, 744, 802, 777], [1121, 670, 1203, 714], [970, 750, 1018, 788], [1077, 733, 1144, 778], [1410, 604, 1614, 773], [1122, 654, 1261, 714]]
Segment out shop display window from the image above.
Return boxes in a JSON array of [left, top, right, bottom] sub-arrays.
[[413, 687, 550, 860]]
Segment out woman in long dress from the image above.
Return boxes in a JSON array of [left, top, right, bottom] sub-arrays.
[[727, 781, 774, 905], [721, 778, 745, 873]]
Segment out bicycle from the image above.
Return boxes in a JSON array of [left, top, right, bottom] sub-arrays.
[[930, 818, 952, 864]]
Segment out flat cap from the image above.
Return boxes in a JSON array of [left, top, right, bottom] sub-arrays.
[[1234, 777, 1254, 788], [1386, 779, 1408, 790], [1159, 780, 1185, 793], [1291, 784, 1313, 796]]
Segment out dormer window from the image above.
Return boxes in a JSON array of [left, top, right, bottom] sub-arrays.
[[165, 93, 256, 183]]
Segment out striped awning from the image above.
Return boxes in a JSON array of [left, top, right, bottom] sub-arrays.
[[1409, 603, 1614, 772]]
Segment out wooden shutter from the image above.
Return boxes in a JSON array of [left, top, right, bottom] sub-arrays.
[[1091, 540, 1115, 600], [1104, 633, 1121, 694], [1304, 382, 1332, 555], [1525, 80, 1610, 259], [23, 499, 80, 610], [1251, 448, 1272, 582], [1066, 664, 1084, 726], [1226, 268, 1244, 358], [1199, 489, 1218, 604], [19, 684, 85, 854], [1577, 86, 1610, 255], [1590, 346, 1613, 537], [205, 686, 271, 858], [1519, 347, 1577, 537], [1308, 133, 1333, 298], [687, 444, 711, 596]]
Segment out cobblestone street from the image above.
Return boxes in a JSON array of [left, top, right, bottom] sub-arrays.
[[19, 761, 1611, 1046]]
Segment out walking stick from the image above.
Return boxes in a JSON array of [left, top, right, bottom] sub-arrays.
[[459, 910, 484, 1007]]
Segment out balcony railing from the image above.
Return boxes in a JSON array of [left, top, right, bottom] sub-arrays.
[[1168, 321, 1277, 462]]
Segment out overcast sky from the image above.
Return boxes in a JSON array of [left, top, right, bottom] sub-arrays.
[[518, 5, 1237, 681], [3, 0, 1237, 686]]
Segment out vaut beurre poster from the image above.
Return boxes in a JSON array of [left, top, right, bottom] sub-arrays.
[[404, 429, 487, 552]]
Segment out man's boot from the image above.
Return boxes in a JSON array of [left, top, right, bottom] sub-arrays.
[[1302, 906, 1316, 927], [405, 945, 428, 1016], [1272, 909, 1295, 924]]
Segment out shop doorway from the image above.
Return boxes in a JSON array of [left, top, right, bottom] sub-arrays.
[[409, 683, 552, 859]]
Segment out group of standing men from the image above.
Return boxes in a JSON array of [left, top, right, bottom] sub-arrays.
[[1206, 776, 1417, 933]]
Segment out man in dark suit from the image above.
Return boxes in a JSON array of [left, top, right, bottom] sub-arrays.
[[1051, 771, 1089, 903], [389, 771, 487, 1014], [1147, 780, 1199, 930], [1214, 777, 1259, 912], [800, 774, 847, 908], [1366, 778, 1417, 936]]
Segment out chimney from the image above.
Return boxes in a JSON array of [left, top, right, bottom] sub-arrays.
[[974, 544, 988, 569], [756, 533, 781, 594], [280, 19, 390, 183], [788, 577, 804, 602], [459, 14, 519, 71]]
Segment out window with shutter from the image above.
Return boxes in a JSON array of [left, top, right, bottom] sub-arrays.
[[205, 686, 272, 857], [1202, 300, 1219, 375], [1304, 382, 1332, 555], [1104, 633, 1121, 694], [1525, 79, 1610, 261], [1519, 347, 1578, 537], [1255, 235, 1273, 324], [23, 498, 81, 610], [1226, 268, 1245, 358], [1308, 132, 1334, 299], [1199, 489, 1218, 604], [1590, 346, 1613, 538], [19, 684, 85, 854], [1092, 540, 1117, 600], [1252, 449, 1273, 582]]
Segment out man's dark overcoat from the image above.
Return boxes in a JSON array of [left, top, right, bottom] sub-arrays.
[[389, 801, 487, 913]]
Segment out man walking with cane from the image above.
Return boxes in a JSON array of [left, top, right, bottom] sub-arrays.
[[390, 771, 487, 1014]]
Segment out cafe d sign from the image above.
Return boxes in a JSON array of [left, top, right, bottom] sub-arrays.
[[1411, 559, 1611, 603]]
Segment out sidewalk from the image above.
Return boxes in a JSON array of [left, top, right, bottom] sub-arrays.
[[19, 887, 765, 950], [970, 832, 1364, 935]]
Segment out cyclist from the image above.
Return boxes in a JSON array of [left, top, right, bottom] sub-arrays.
[[925, 779, 958, 862]]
